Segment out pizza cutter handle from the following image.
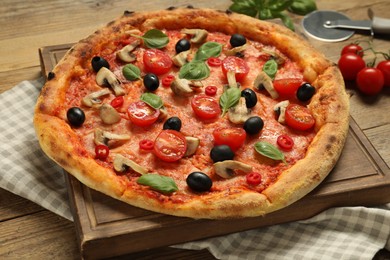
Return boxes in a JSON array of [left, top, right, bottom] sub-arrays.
[[368, 8, 390, 35]]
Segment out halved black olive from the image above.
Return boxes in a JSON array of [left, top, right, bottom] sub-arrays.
[[163, 116, 182, 131], [210, 145, 234, 162], [67, 107, 85, 127], [175, 38, 191, 54], [243, 116, 264, 135], [91, 56, 110, 72], [230, 34, 246, 47], [186, 172, 212, 192], [297, 83, 316, 102], [241, 88, 258, 108], [143, 73, 160, 91]]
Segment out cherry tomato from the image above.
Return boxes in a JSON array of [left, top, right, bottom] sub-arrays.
[[205, 85, 217, 96], [277, 135, 294, 151], [221, 56, 249, 82], [356, 68, 384, 95], [127, 101, 160, 127], [162, 74, 175, 87], [338, 53, 366, 81], [143, 49, 172, 75], [285, 104, 315, 131], [273, 78, 303, 97], [139, 139, 154, 150], [207, 57, 222, 67], [341, 44, 364, 57], [153, 130, 187, 162], [191, 95, 221, 120], [377, 60, 390, 87], [95, 144, 109, 160], [246, 172, 262, 186], [212, 127, 246, 152], [110, 96, 124, 108]]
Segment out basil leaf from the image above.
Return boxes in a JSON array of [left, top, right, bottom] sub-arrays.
[[132, 29, 169, 49], [254, 142, 286, 163], [179, 60, 210, 80], [122, 64, 141, 81], [269, 0, 294, 12], [194, 42, 222, 61], [273, 11, 295, 31], [262, 59, 278, 80], [229, 0, 258, 17], [219, 87, 241, 116], [140, 93, 163, 109], [137, 174, 178, 194], [288, 0, 317, 15]]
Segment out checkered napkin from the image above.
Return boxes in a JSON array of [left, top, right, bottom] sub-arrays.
[[1, 80, 389, 259]]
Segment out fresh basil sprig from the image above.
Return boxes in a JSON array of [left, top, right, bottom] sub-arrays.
[[179, 60, 210, 80], [140, 93, 163, 109], [263, 59, 278, 80], [194, 42, 222, 61], [131, 29, 169, 49], [288, 0, 317, 16], [254, 142, 286, 163], [122, 64, 141, 81], [219, 87, 241, 116], [137, 174, 178, 194]]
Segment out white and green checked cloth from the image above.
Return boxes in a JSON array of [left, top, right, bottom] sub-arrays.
[[1, 79, 389, 259]]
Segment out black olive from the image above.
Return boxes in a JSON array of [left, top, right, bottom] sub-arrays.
[[143, 73, 160, 91], [67, 107, 85, 127], [186, 172, 212, 192], [297, 83, 316, 102], [47, 72, 55, 80], [163, 116, 182, 131], [210, 145, 234, 162], [241, 88, 258, 108], [175, 38, 191, 54], [91, 56, 110, 72], [230, 34, 246, 48], [243, 116, 264, 135]]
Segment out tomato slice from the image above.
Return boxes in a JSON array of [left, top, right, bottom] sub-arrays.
[[153, 130, 187, 162], [212, 127, 246, 152], [191, 95, 221, 120], [273, 78, 302, 97], [277, 134, 294, 151], [221, 56, 249, 82], [285, 104, 315, 131], [143, 49, 172, 75], [127, 101, 160, 127]]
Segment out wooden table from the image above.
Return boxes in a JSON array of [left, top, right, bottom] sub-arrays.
[[1, 0, 389, 259]]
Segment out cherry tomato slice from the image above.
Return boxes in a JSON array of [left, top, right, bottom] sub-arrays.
[[127, 101, 160, 127], [191, 95, 221, 120], [246, 172, 262, 186], [207, 57, 222, 67], [162, 74, 175, 87], [139, 139, 154, 150], [143, 49, 172, 75], [221, 56, 249, 82], [277, 135, 294, 151], [95, 144, 109, 160], [205, 85, 217, 96], [110, 96, 124, 108], [273, 78, 303, 97], [285, 104, 315, 131], [356, 68, 384, 95], [212, 127, 246, 152], [153, 130, 187, 162]]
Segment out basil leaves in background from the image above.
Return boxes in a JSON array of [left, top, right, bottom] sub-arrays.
[[137, 174, 178, 194], [254, 142, 286, 163], [229, 0, 317, 31], [130, 29, 169, 49]]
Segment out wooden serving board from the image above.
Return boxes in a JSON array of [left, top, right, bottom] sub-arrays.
[[40, 44, 390, 259]]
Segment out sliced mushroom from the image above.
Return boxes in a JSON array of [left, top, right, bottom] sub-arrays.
[[94, 128, 131, 146], [253, 71, 279, 99], [172, 50, 190, 67], [158, 106, 168, 121], [228, 97, 251, 124], [214, 160, 252, 179], [227, 70, 238, 89], [82, 88, 111, 107], [96, 67, 125, 96], [113, 154, 148, 174], [116, 40, 141, 62], [181, 29, 208, 44], [99, 103, 121, 124], [273, 100, 290, 124], [184, 136, 200, 157], [170, 78, 203, 96], [225, 44, 247, 56]]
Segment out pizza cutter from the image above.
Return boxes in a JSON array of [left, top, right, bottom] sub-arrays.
[[302, 9, 390, 42]]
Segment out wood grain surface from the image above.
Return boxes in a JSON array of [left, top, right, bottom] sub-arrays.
[[1, 0, 390, 259]]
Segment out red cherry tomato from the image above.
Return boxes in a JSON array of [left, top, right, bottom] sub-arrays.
[[162, 74, 175, 87], [222, 56, 249, 82], [212, 127, 247, 152], [153, 130, 187, 162], [207, 57, 222, 67], [110, 96, 124, 108], [273, 78, 303, 97], [139, 139, 154, 150], [205, 85, 217, 96], [377, 60, 390, 88], [127, 101, 160, 127], [285, 104, 315, 131], [191, 95, 221, 120], [95, 144, 109, 160], [341, 44, 364, 57], [143, 49, 172, 75], [277, 135, 294, 151], [246, 172, 262, 186], [338, 53, 366, 81], [356, 68, 384, 95]]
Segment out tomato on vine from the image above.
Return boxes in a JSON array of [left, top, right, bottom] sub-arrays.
[[356, 68, 384, 95], [341, 44, 364, 57], [377, 60, 390, 88], [338, 53, 366, 81]]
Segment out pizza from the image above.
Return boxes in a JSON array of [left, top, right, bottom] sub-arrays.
[[34, 7, 349, 219]]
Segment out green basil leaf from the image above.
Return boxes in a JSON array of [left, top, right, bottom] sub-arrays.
[[140, 93, 163, 109], [133, 29, 169, 49], [274, 11, 295, 31], [288, 0, 317, 15], [229, 0, 258, 17], [262, 59, 278, 80], [179, 60, 210, 80], [254, 142, 286, 163], [219, 87, 241, 116], [122, 64, 141, 81], [137, 174, 178, 194], [194, 42, 222, 61], [269, 0, 294, 12]]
